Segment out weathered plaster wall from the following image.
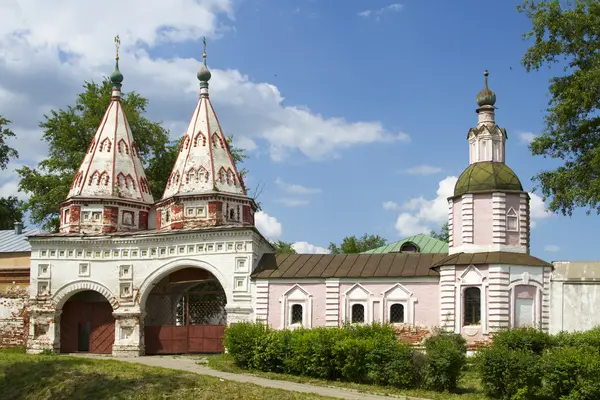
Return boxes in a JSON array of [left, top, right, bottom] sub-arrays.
[[0, 252, 30, 269], [473, 193, 493, 245], [550, 261, 600, 333]]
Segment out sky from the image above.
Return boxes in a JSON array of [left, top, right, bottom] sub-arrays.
[[0, 0, 596, 261]]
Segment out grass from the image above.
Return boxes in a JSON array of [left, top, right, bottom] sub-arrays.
[[0, 349, 333, 400], [205, 354, 485, 400]]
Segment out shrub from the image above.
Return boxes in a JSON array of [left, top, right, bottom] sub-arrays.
[[284, 327, 347, 379], [332, 337, 375, 383], [554, 327, 600, 351], [538, 345, 600, 399], [250, 330, 291, 373], [492, 327, 553, 355], [475, 346, 541, 400], [367, 338, 417, 388], [422, 332, 467, 391], [223, 322, 270, 368], [344, 322, 397, 341]]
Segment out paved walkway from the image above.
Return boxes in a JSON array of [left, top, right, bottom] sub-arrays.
[[73, 354, 430, 400]]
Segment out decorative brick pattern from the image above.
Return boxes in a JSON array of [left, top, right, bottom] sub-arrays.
[[439, 266, 456, 331], [492, 192, 506, 244], [461, 194, 474, 244], [487, 265, 510, 332], [255, 281, 269, 323], [325, 279, 340, 327]]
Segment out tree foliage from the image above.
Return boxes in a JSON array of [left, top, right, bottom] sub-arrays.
[[16, 79, 249, 232], [328, 234, 387, 254], [429, 222, 449, 242], [271, 240, 297, 254], [0, 196, 24, 230], [0, 116, 18, 170], [518, 0, 600, 215]]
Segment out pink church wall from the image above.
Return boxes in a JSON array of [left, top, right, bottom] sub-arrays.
[[455, 265, 490, 342], [452, 199, 463, 247], [473, 193, 493, 245], [266, 283, 328, 329], [505, 194, 522, 246]]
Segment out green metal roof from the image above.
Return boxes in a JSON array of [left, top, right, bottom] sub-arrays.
[[454, 161, 523, 197], [362, 234, 448, 254]]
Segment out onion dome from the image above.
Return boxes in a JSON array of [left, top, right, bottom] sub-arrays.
[[454, 161, 523, 197], [197, 37, 212, 82], [110, 59, 124, 88], [476, 70, 496, 107]]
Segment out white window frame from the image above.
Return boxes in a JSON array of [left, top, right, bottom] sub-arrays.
[[280, 285, 313, 329], [381, 283, 416, 325], [342, 283, 373, 325], [506, 207, 519, 232]]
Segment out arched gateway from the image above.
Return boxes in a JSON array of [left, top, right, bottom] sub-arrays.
[[143, 267, 227, 354]]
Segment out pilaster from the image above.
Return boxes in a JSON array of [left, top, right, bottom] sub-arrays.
[[541, 267, 551, 332], [325, 279, 340, 327], [487, 265, 510, 332], [254, 281, 269, 323], [461, 194, 474, 244], [112, 308, 145, 357], [439, 266, 456, 331], [447, 199, 454, 247], [519, 193, 530, 250], [492, 192, 506, 245]]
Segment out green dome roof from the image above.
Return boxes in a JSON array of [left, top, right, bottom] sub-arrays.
[[476, 70, 496, 107], [454, 162, 523, 197], [110, 59, 123, 86]]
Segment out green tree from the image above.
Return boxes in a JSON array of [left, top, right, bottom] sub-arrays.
[[17, 79, 174, 231], [0, 196, 24, 230], [518, 0, 600, 215], [328, 233, 386, 254], [271, 240, 297, 254], [0, 116, 18, 170], [430, 222, 449, 242]]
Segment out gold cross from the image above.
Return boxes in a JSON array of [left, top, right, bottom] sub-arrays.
[[114, 35, 121, 60], [202, 36, 207, 59]]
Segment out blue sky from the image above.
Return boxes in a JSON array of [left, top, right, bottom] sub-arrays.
[[0, 0, 596, 261]]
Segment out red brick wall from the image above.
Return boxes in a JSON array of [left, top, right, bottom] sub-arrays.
[[155, 209, 162, 230], [102, 206, 118, 233], [242, 205, 254, 225], [68, 205, 81, 233]]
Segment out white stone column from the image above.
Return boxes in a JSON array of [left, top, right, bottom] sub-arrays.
[[26, 303, 61, 354], [541, 267, 551, 333], [461, 194, 474, 244], [492, 192, 506, 245], [439, 266, 456, 332], [112, 308, 145, 357], [487, 265, 510, 333]]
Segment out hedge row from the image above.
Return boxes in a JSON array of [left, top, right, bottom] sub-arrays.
[[223, 322, 467, 391], [476, 327, 600, 400]]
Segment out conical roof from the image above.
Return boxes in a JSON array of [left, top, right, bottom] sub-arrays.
[[162, 49, 246, 200], [67, 68, 154, 205]]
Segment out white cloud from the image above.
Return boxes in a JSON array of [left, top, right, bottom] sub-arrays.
[[0, 0, 407, 182], [402, 165, 442, 175], [382, 201, 400, 211], [358, 3, 404, 18], [519, 132, 537, 144], [292, 241, 330, 254], [275, 178, 322, 195], [276, 198, 309, 207], [255, 211, 282, 241], [391, 176, 553, 237], [544, 244, 560, 252]]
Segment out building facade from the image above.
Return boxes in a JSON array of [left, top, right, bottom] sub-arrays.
[[24, 46, 556, 356]]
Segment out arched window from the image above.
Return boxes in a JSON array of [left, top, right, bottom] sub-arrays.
[[400, 242, 418, 253], [463, 287, 481, 326], [351, 304, 365, 323], [390, 303, 404, 323], [506, 208, 518, 232], [291, 304, 303, 325]]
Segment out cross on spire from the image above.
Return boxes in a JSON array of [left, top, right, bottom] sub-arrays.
[[114, 35, 121, 61]]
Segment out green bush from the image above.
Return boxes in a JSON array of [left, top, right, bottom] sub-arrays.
[[343, 322, 397, 341], [475, 346, 541, 400], [332, 337, 375, 382], [284, 327, 347, 379], [492, 327, 553, 354], [250, 330, 291, 373], [223, 322, 270, 368], [367, 339, 417, 388], [422, 332, 467, 391], [553, 327, 600, 351], [538, 345, 600, 400]]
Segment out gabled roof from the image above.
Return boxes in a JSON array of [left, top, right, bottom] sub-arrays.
[[362, 234, 448, 254], [0, 228, 42, 252], [66, 63, 154, 205], [252, 253, 446, 279]]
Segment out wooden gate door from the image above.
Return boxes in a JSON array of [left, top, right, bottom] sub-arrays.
[[60, 300, 114, 354], [145, 286, 226, 354]]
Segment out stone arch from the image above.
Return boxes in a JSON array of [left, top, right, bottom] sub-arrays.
[[137, 258, 231, 310], [53, 280, 118, 310]]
